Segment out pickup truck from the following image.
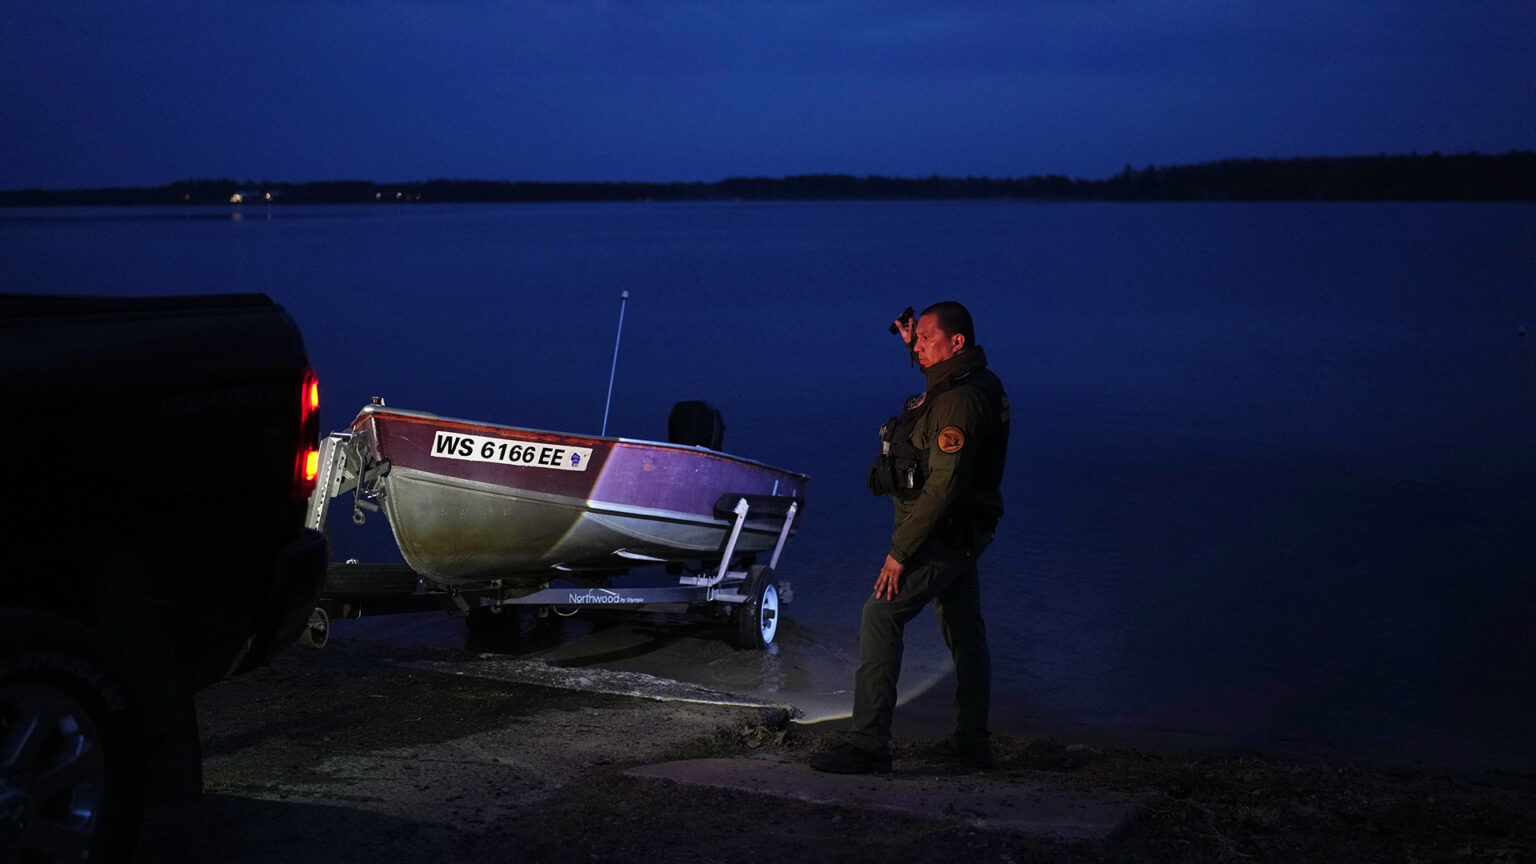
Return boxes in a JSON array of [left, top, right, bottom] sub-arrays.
[[0, 294, 327, 863]]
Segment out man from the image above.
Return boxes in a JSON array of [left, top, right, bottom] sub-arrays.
[[812, 301, 1010, 774]]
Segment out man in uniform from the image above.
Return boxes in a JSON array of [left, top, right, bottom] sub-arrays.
[[812, 301, 1010, 774]]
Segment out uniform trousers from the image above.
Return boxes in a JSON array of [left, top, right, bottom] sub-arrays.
[[847, 538, 991, 755]]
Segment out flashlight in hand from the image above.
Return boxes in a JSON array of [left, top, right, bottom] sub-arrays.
[[888, 306, 915, 335]]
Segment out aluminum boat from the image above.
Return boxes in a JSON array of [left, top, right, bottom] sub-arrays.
[[324, 404, 807, 589]]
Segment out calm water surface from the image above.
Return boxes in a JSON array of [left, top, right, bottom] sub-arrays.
[[5, 200, 1533, 770]]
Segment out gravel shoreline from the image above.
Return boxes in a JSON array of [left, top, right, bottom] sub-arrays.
[[133, 638, 1536, 863]]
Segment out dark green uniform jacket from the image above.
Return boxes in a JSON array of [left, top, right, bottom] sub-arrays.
[[889, 346, 1010, 564]]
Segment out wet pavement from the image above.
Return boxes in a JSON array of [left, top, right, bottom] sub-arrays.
[[331, 605, 960, 730]]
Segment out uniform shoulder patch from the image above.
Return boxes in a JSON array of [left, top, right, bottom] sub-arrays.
[[937, 425, 965, 453], [904, 392, 926, 412]]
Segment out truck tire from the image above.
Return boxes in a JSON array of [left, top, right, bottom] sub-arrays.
[[0, 610, 145, 864]]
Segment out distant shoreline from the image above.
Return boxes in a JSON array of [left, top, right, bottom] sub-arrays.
[[3, 151, 1533, 206]]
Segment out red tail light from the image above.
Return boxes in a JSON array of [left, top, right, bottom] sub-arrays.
[[293, 366, 321, 499]]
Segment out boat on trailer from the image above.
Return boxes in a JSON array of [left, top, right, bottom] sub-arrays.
[[304, 400, 808, 649]]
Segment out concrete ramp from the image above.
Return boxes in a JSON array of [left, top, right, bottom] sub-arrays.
[[626, 757, 1143, 842]]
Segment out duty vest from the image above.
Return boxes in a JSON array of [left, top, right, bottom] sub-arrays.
[[867, 391, 932, 499]]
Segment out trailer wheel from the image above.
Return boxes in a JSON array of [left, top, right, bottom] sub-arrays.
[[732, 565, 780, 650], [0, 611, 144, 864], [321, 564, 419, 600], [465, 605, 540, 652]]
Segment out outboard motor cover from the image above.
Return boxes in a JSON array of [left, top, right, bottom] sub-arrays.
[[668, 400, 726, 450]]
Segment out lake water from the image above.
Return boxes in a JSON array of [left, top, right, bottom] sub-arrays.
[[4, 200, 1533, 772]]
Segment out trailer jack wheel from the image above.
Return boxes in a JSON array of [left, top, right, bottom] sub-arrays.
[[732, 565, 780, 650], [298, 606, 330, 650]]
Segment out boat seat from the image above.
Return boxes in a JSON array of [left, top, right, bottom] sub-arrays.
[[713, 493, 804, 521]]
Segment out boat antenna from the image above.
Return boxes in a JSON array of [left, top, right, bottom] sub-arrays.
[[601, 290, 629, 437], [1521, 326, 1536, 413]]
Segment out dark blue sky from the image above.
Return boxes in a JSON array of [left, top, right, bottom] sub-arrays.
[[3, 1, 1532, 188]]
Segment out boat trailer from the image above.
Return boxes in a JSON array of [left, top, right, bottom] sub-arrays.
[[301, 432, 802, 651]]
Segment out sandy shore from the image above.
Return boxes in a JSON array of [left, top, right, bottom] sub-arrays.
[[131, 636, 1536, 863]]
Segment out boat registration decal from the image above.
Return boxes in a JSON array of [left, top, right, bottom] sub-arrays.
[[431, 430, 593, 472]]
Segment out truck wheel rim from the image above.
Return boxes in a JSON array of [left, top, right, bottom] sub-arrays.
[[0, 683, 105, 863]]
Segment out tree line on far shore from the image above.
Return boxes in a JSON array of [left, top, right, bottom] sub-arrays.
[[3, 151, 1532, 206]]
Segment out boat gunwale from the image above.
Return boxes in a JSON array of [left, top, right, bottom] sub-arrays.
[[353, 403, 810, 482]]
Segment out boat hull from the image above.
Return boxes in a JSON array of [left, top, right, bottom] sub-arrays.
[[350, 406, 807, 588]]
